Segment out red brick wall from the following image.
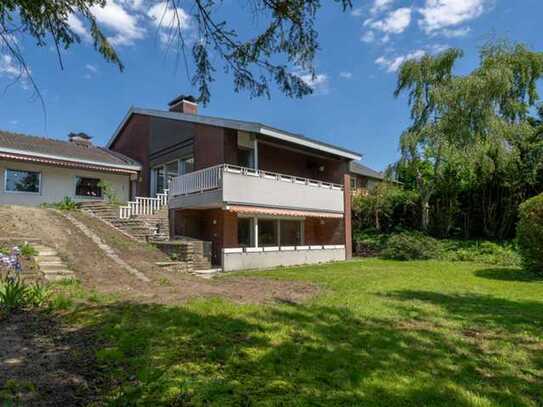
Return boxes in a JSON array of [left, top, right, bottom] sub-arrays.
[[109, 114, 151, 196]]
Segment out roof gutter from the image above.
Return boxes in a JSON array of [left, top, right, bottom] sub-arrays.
[[0, 146, 142, 173]]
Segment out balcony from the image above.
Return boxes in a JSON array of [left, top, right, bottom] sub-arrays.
[[169, 164, 345, 213]]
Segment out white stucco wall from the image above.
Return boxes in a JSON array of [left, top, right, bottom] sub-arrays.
[[222, 247, 346, 272], [0, 160, 130, 206]]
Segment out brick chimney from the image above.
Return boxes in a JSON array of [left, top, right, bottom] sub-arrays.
[[168, 94, 198, 114], [68, 132, 92, 147]]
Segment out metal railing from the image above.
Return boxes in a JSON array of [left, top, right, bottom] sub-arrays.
[[169, 164, 344, 197]]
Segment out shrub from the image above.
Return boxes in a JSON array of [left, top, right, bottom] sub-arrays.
[[19, 242, 38, 257], [442, 240, 520, 267], [0, 277, 29, 312], [381, 232, 443, 260], [0, 276, 52, 313], [41, 196, 79, 211], [517, 194, 543, 274]]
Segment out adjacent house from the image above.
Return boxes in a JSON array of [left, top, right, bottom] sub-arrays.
[[0, 131, 140, 206], [108, 96, 362, 270], [349, 161, 388, 195]]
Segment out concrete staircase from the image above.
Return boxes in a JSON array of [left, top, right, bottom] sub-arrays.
[[154, 238, 213, 271], [33, 244, 76, 282], [79, 201, 214, 272], [79, 201, 169, 242]]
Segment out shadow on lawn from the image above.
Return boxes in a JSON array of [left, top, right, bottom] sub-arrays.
[[474, 267, 543, 282], [40, 296, 543, 406]]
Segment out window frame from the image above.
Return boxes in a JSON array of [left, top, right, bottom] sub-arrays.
[[74, 176, 103, 199], [4, 168, 42, 195]]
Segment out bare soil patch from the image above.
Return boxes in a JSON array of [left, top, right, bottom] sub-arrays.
[[0, 206, 319, 305], [0, 311, 104, 406]]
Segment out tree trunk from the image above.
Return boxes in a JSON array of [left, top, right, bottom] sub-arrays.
[[421, 198, 430, 231]]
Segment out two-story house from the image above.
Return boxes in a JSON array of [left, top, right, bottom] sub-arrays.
[[108, 96, 361, 271]]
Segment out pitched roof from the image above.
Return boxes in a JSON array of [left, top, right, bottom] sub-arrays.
[[0, 130, 141, 172], [349, 161, 385, 180], [107, 107, 362, 160]]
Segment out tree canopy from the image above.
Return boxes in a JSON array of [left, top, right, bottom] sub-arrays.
[[392, 42, 543, 238], [0, 0, 352, 104]]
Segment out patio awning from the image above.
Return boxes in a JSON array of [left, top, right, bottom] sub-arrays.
[[225, 205, 343, 218]]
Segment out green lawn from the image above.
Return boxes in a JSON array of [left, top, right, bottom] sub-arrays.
[[64, 259, 543, 406]]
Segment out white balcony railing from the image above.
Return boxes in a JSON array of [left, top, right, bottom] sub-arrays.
[[119, 189, 169, 219], [169, 164, 224, 196], [169, 164, 343, 197]]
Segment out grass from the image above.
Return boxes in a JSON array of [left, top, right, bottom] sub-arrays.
[[57, 259, 543, 406]]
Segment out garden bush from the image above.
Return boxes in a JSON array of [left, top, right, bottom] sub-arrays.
[[517, 194, 543, 274], [381, 232, 444, 260], [0, 276, 52, 313]]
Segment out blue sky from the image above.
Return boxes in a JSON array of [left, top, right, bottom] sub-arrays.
[[1, 0, 542, 171]]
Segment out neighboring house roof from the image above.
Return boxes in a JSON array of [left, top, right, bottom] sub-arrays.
[[349, 162, 386, 180], [107, 107, 362, 161], [0, 130, 141, 173]]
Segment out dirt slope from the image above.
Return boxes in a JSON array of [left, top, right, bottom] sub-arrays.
[[0, 206, 317, 304]]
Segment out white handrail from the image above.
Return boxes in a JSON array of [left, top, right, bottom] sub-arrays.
[[119, 188, 170, 219], [169, 164, 344, 198]]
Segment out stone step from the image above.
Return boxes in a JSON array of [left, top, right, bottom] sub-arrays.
[[41, 268, 74, 275], [36, 255, 63, 263], [44, 274, 76, 282]]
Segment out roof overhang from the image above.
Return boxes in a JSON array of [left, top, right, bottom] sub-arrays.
[[107, 108, 362, 161], [225, 204, 344, 218], [0, 147, 141, 174]]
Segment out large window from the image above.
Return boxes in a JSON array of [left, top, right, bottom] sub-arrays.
[[259, 219, 278, 246], [152, 156, 194, 196], [238, 218, 253, 247], [280, 220, 303, 246], [5, 169, 41, 193], [180, 157, 194, 174], [75, 177, 102, 197], [238, 147, 255, 169]]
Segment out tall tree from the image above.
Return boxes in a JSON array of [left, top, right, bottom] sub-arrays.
[[395, 43, 543, 234], [0, 0, 351, 104]]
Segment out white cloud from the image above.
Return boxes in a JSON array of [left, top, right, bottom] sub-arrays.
[[85, 64, 98, 73], [67, 14, 91, 41], [148, 2, 190, 29], [90, 0, 145, 46], [339, 71, 353, 79], [351, 7, 364, 17], [376, 49, 426, 72], [361, 31, 375, 43], [147, 2, 191, 44], [297, 71, 329, 95], [0, 54, 21, 78], [440, 26, 471, 37], [419, 0, 488, 34], [371, 0, 395, 15], [367, 7, 412, 34]]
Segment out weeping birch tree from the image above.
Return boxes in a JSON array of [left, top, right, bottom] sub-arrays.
[[395, 42, 543, 233]]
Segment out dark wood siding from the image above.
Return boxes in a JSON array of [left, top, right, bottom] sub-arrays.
[[109, 114, 151, 196]]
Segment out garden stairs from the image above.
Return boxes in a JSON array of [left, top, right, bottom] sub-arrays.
[[79, 199, 213, 272]]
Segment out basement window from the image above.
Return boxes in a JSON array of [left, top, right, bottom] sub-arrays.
[[75, 177, 102, 198], [5, 169, 41, 193]]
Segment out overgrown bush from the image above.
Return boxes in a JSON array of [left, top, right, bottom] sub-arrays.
[[40, 196, 79, 211], [19, 242, 38, 257], [352, 183, 418, 234], [517, 194, 543, 274], [381, 232, 444, 260], [0, 276, 52, 313], [442, 241, 520, 267]]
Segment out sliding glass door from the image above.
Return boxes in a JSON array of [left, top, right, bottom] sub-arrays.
[[151, 156, 194, 197]]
